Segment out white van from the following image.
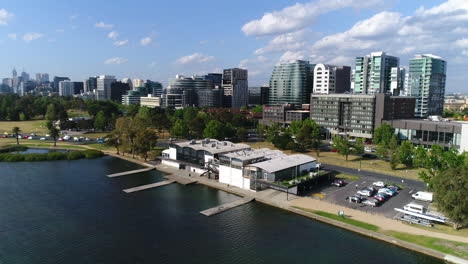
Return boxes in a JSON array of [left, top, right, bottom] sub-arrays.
[[404, 203, 426, 214], [412, 191, 433, 202]]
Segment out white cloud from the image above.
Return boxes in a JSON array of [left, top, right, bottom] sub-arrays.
[[455, 38, 468, 48], [108, 31, 119, 40], [140, 37, 152, 46], [278, 50, 306, 63], [104, 57, 128, 64], [0, 9, 14, 25], [242, 0, 384, 36], [255, 30, 307, 55], [176, 53, 215, 64], [23, 32, 44, 42], [7, 33, 16, 40], [95, 21, 114, 30], [114, 40, 128, 46]]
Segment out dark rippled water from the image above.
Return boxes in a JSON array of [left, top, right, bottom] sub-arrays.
[[0, 156, 444, 264]]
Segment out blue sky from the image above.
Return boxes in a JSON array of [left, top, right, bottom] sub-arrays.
[[0, 0, 467, 93]]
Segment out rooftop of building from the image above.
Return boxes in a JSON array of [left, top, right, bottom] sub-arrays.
[[390, 117, 468, 125], [171, 139, 250, 154], [220, 148, 285, 162], [311, 93, 374, 98], [247, 154, 316, 173]]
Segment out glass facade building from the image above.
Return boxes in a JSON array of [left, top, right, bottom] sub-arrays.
[[269, 60, 315, 105], [354, 52, 399, 94], [406, 54, 446, 118]]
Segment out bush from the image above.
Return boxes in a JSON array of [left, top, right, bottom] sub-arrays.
[[67, 151, 85, 160], [24, 153, 48, 161], [0, 145, 28, 153], [46, 152, 67, 161], [83, 150, 104, 159], [4, 154, 25, 162]]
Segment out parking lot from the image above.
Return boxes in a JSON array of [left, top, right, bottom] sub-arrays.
[[310, 178, 430, 218]]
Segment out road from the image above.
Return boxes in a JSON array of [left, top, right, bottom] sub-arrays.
[[322, 163, 426, 189]]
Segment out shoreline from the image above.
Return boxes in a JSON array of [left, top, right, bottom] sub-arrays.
[[46, 149, 468, 264]]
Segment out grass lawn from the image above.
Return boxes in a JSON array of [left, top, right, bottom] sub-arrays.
[[293, 207, 380, 232], [87, 143, 113, 151], [0, 120, 48, 135], [384, 231, 468, 259], [401, 222, 468, 238], [246, 141, 423, 181], [67, 109, 90, 118], [335, 173, 361, 181], [294, 206, 468, 259]]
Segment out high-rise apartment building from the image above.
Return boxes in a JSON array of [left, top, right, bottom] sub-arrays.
[[132, 79, 145, 89], [164, 75, 221, 108], [313, 64, 351, 94], [269, 60, 314, 105], [248, 86, 269, 105], [406, 54, 447, 118], [96, 75, 116, 100], [53, 76, 70, 93], [354, 52, 399, 94], [390, 67, 406, 96], [222, 68, 248, 108]]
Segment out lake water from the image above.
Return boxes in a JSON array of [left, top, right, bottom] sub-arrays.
[[0, 156, 444, 264]]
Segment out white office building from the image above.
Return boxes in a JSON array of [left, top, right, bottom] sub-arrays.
[[140, 95, 161, 108], [313, 64, 351, 94], [162, 139, 316, 192], [97, 75, 116, 100]]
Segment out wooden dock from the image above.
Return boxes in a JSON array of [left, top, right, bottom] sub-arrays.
[[123, 180, 175, 193], [107, 167, 155, 177], [166, 175, 198, 185], [200, 197, 254, 216]]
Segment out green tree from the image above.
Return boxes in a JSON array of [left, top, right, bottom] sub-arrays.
[[332, 136, 352, 160], [171, 119, 189, 138], [433, 162, 468, 229], [188, 117, 206, 139], [398, 141, 414, 168], [373, 123, 395, 146], [134, 129, 159, 161], [94, 111, 107, 131], [45, 104, 57, 121], [12, 126, 21, 145], [352, 138, 365, 156], [413, 145, 427, 168], [419, 146, 465, 188], [236, 127, 248, 142], [46, 121, 60, 147], [289, 120, 304, 136], [105, 131, 122, 155], [251, 105, 263, 113], [203, 120, 224, 140]]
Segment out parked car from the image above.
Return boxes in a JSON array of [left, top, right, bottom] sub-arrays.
[[357, 189, 373, 197], [73, 137, 79, 142], [27, 136, 33, 140], [40, 137, 46, 140], [332, 149, 338, 153], [85, 137, 91, 141], [1, 135, 7, 138], [363, 198, 379, 207], [30, 133, 36, 136], [63, 136, 70, 140], [375, 193, 390, 201], [372, 181, 386, 187], [387, 185, 401, 191], [45, 134, 50, 137], [365, 186, 376, 192], [97, 139, 104, 143], [346, 196, 362, 203], [378, 188, 397, 196], [331, 180, 345, 187], [58, 137, 64, 141]]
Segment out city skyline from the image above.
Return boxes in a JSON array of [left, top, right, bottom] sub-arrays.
[[0, 0, 467, 92]]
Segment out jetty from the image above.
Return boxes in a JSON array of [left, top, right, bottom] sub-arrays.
[[107, 167, 155, 177], [200, 197, 254, 216], [123, 180, 175, 193], [166, 174, 198, 185]]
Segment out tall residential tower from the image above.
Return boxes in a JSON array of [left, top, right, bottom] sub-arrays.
[[354, 52, 399, 94], [222, 68, 248, 108], [407, 54, 447, 117]]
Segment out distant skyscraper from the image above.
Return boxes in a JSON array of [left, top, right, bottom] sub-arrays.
[[145, 80, 163, 97], [222, 68, 248, 108], [12, 68, 17, 77], [53, 76, 70, 93], [132, 79, 145, 89], [313, 64, 351, 94], [390, 67, 406, 96], [35, 73, 42, 83], [20, 70, 30, 82], [97, 75, 116, 100], [269, 60, 314, 105], [407, 54, 447, 117], [248, 86, 269, 105], [59, 80, 75, 96], [354, 52, 399, 94], [121, 78, 134, 90], [72, 82, 84, 94], [42, 73, 49, 82], [110, 81, 131, 101]]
